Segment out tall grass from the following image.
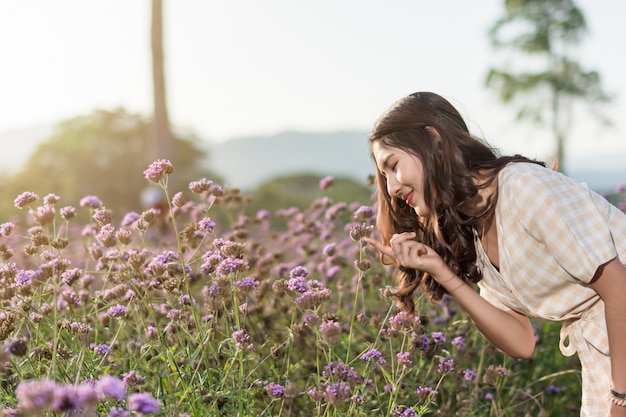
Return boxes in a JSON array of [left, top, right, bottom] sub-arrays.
[[0, 160, 614, 416]]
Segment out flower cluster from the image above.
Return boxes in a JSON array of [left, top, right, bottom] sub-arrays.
[[0, 159, 587, 416], [13, 376, 150, 415]]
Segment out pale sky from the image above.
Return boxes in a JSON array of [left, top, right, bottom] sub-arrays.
[[1, 0, 625, 166]]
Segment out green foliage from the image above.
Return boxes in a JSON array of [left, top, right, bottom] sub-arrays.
[[489, 0, 586, 54], [0, 108, 221, 220]]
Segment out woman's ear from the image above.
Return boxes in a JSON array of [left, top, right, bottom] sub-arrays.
[[424, 126, 442, 143]]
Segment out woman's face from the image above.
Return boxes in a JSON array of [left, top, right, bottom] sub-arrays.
[[371, 141, 429, 217]]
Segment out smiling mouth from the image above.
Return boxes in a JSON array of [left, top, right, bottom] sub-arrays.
[[404, 192, 413, 205]]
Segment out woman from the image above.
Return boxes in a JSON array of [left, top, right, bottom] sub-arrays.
[[364, 92, 626, 416]]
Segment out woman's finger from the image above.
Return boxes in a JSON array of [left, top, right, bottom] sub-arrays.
[[363, 237, 395, 258]]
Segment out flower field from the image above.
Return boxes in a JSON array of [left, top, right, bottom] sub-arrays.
[[1, 159, 623, 416]]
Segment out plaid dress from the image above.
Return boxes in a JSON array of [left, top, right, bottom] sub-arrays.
[[476, 162, 626, 417]]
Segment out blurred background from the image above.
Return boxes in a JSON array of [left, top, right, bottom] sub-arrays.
[[1, 0, 625, 218]]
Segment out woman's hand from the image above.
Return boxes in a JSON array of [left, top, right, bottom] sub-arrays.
[[363, 232, 448, 280], [365, 232, 536, 359]]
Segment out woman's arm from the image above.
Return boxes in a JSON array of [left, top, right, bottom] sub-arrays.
[[364, 232, 536, 359], [590, 258, 626, 402], [439, 272, 535, 359]]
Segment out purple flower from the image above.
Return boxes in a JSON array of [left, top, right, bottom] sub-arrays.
[[15, 378, 57, 413], [353, 205, 374, 221], [546, 384, 561, 395], [15, 270, 35, 286], [60, 206, 77, 220], [106, 304, 127, 318], [93, 344, 110, 355], [323, 381, 350, 405], [96, 224, 117, 247], [393, 407, 419, 417], [485, 392, 494, 400], [303, 312, 319, 327], [50, 385, 82, 412], [287, 276, 309, 293], [295, 288, 332, 309], [264, 382, 285, 398], [322, 243, 336, 256], [171, 192, 185, 207], [207, 282, 222, 297], [415, 334, 430, 351], [437, 358, 454, 374], [145, 326, 158, 340], [143, 159, 173, 184], [215, 257, 248, 276], [415, 385, 438, 398], [256, 210, 270, 221], [319, 320, 342, 345], [79, 195, 103, 209], [122, 370, 146, 386], [389, 311, 420, 332], [121, 212, 141, 226], [198, 217, 216, 233], [14, 192, 39, 209], [97, 375, 127, 400], [93, 207, 112, 226], [9, 338, 28, 356], [0, 222, 15, 236], [232, 329, 253, 350], [189, 178, 212, 194], [452, 336, 465, 349], [62, 268, 82, 286], [319, 176, 334, 190], [463, 368, 477, 381], [396, 351, 412, 367], [75, 382, 99, 407], [167, 309, 181, 320], [43, 194, 60, 205], [128, 392, 160, 414], [361, 349, 386, 365], [108, 408, 131, 417], [290, 266, 310, 279], [325, 202, 347, 220], [234, 276, 259, 293], [431, 331, 446, 343], [322, 361, 362, 385], [351, 394, 364, 405]]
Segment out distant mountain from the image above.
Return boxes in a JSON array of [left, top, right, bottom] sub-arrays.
[[204, 130, 374, 190], [204, 131, 626, 192], [1, 126, 624, 194]]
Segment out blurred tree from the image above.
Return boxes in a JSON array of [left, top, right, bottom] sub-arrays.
[[485, 0, 612, 173], [0, 108, 221, 220]]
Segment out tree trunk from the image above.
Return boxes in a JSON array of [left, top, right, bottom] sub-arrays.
[[551, 90, 565, 173], [151, 0, 173, 160]]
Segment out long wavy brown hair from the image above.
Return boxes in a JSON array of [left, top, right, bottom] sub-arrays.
[[369, 92, 544, 313]]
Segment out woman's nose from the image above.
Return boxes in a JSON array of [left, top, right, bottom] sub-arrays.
[[387, 177, 400, 197]]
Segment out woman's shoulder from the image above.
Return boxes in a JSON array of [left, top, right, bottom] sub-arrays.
[[500, 161, 549, 176], [498, 161, 553, 187], [496, 161, 579, 203]]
